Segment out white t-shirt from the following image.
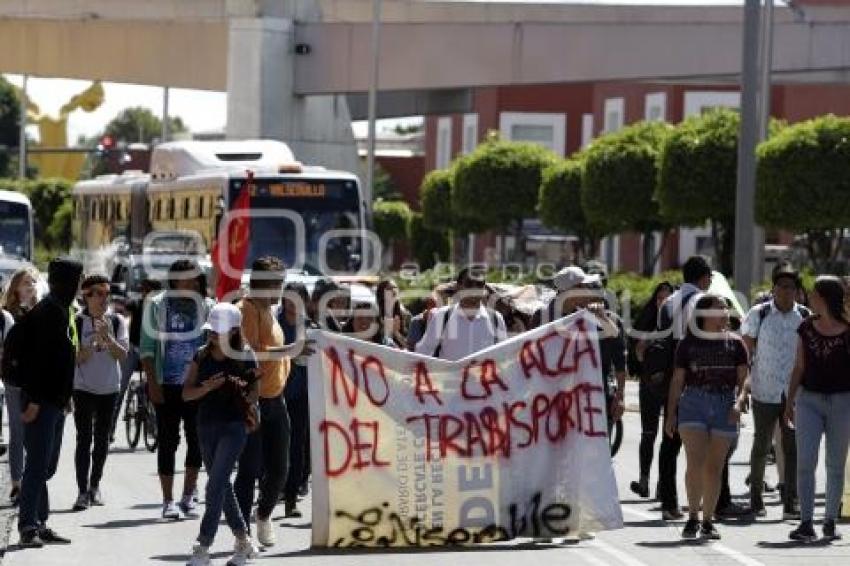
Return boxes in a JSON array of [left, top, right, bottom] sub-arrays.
[[414, 304, 507, 361]]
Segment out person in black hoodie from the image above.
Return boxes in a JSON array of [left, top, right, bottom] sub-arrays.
[[17, 258, 84, 548]]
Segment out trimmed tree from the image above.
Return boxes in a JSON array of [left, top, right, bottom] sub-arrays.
[[453, 138, 557, 262], [372, 199, 413, 267], [657, 108, 742, 274], [581, 121, 674, 274], [538, 157, 598, 261], [408, 212, 451, 270], [420, 167, 486, 263], [757, 115, 850, 272]]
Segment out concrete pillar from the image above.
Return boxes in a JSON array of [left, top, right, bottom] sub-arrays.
[[226, 16, 363, 196]]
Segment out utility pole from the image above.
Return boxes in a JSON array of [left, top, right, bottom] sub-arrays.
[[365, 0, 382, 207], [161, 86, 170, 144], [733, 0, 763, 301], [18, 75, 28, 179]]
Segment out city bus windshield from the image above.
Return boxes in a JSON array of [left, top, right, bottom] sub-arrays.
[[228, 177, 364, 274], [0, 201, 31, 260]]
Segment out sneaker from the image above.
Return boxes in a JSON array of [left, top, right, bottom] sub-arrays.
[[234, 537, 259, 559], [285, 499, 302, 519], [18, 530, 44, 548], [662, 507, 684, 521], [89, 487, 104, 506], [630, 480, 650, 499], [681, 518, 700, 539], [789, 521, 817, 543], [700, 521, 721, 540], [73, 492, 90, 511], [783, 504, 801, 521], [823, 519, 842, 541], [715, 502, 751, 520], [256, 516, 276, 547], [38, 527, 71, 544], [179, 495, 198, 517], [188, 544, 211, 566], [162, 500, 180, 520]]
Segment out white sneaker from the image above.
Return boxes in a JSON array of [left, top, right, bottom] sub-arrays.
[[162, 500, 180, 520], [256, 517, 276, 547], [188, 544, 211, 566], [227, 537, 258, 565]]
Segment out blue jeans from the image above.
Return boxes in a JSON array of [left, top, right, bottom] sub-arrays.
[[18, 403, 65, 533], [5, 386, 25, 483], [198, 419, 248, 547], [795, 389, 850, 522]]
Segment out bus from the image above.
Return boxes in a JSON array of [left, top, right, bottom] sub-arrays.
[[72, 140, 372, 284], [0, 189, 35, 262]]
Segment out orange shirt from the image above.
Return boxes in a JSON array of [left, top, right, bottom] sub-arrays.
[[238, 298, 290, 399]]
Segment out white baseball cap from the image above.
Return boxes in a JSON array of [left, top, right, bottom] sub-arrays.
[[553, 266, 600, 292], [203, 303, 242, 334]]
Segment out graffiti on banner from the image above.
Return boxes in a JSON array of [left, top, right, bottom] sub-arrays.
[[308, 311, 623, 548]]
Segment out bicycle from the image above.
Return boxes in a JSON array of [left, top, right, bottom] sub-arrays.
[[124, 376, 158, 452], [606, 376, 624, 457]]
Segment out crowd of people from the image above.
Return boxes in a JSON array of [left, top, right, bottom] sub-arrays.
[[0, 252, 847, 563]]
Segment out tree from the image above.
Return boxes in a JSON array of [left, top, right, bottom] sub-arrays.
[[372, 164, 402, 201], [581, 121, 673, 274], [538, 157, 597, 261], [102, 106, 187, 145], [453, 139, 557, 262], [408, 213, 451, 270], [372, 199, 412, 266], [757, 115, 850, 271], [21, 178, 74, 249], [657, 108, 742, 274], [0, 77, 21, 177]]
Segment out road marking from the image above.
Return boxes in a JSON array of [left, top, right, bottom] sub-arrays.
[[588, 539, 650, 566], [620, 506, 766, 566], [574, 547, 614, 566]]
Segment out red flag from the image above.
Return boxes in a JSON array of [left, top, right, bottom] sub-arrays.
[[212, 171, 253, 300]]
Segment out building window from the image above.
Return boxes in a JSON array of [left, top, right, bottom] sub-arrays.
[[683, 91, 740, 117], [581, 114, 594, 148], [645, 92, 667, 122], [499, 112, 566, 156], [462, 113, 479, 155], [603, 98, 625, 133], [436, 117, 453, 169]]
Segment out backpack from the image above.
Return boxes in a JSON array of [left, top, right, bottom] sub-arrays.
[[641, 291, 699, 395], [1, 311, 34, 387], [433, 307, 500, 359], [75, 312, 121, 346], [751, 302, 811, 349]]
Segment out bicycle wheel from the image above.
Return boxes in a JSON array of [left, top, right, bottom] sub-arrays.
[[124, 385, 141, 450], [143, 398, 158, 453], [609, 418, 624, 457]]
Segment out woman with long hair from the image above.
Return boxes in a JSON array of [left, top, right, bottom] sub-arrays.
[[1, 267, 39, 505], [665, 294, 749, 540], [183, 303, 259, 566], [376, 278, 408, 348], [629, 280, 675, 499], [343, 301, 397, 347], [785, 276, 850, 542]]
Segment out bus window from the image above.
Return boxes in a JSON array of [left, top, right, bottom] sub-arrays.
[[168, 198, 175, 220], [90, 200, 97, 222], [182, 197, 190, 219]]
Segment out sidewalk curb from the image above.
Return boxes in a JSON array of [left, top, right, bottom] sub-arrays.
[[0, 454, 13, 564]]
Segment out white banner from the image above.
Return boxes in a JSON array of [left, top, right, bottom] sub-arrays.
[[308, 311, 623, 548]]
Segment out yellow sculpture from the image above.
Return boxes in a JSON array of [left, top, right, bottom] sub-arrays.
[[16, 81, 105, 180]]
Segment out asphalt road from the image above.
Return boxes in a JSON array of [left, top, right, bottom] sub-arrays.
[[1, 381, 848, 566]]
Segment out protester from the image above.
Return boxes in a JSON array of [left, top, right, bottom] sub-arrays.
[[234, 257, 301, 547], [406, 295, 439, 351], [1, 267, 38, 505], [310, 279, 348, 332], [342, 301, 398, 347], [16, 258, 84, 547], [376, 278, 409, 348], [665, 294, 749, 540], [183, 303, 260, 566], [653, 256, 713, 520], [141, 260, 212, 519], [741, 265, 807, 519], [629, 281, 675, 499], [278, 282, 316, 518], [111, 278, 161, 440], [72, 275, 129, 511], [785, 276, 850, 542], [415, 267, 507, 360]]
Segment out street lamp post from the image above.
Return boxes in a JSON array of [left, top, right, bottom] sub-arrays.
[[365, 0, 383, 207], [18, 75, 27, 179], [733, 0, 763, 301]]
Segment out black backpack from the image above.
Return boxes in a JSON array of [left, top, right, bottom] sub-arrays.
[[1, 312, 34, 388], [641, 291, 699, 394]]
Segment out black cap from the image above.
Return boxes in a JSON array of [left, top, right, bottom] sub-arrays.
[[772, 263, 801, 288]]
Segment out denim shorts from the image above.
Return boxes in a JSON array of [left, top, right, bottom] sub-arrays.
[[677, 387, 738, 438]]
